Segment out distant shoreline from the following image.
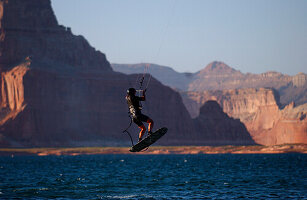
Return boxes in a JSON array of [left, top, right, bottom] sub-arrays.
[[0, 144, 306, 156]]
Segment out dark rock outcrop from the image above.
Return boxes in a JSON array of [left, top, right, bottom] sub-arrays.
[[193, 101, 255, 145], [190, 62, 291, 91], [0, 0, 192, 146], [0, 0, 111, 72], [112, 63, 192, 91], [183, 88, 307, 145], [113, 61, 306, 107], [0, 0, 255, 147], [182, 88, 281, 119], [0, 60, 196, 147], [115, 62, 306, 145]]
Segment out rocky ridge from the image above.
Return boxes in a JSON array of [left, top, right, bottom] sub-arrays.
[[112, 63, 192, 90], [193, 101, 255, 145], [182, 88, 307, 145], [113, 61, 306, 106], [113, 62, 307, 145], [0, 0, 255, 147]]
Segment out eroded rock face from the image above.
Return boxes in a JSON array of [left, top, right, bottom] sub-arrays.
[[0, 0, 111, 72], [183, 88, 307, 145], [1, 0, 255, 147], [0, 63, 197, 147], [292, 73, 306, 87], [114, 61, 306, 107], [279, 82, 307, 106], [189, 62, 294, 95], [247, 102, 307, 145], [112, 63, 192, 91], [0, 0, 192, 146], [0, 57, 30, 125], [193, 101, 255, 145], [182, 88, 280, 120]]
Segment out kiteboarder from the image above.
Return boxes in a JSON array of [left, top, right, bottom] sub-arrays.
[[126, 88, 154, 142]]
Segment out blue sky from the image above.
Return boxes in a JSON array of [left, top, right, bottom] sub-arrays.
[[51, 0, 307, 75]]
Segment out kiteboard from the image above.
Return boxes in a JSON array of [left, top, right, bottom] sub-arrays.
[[130, 127, 168, 152]]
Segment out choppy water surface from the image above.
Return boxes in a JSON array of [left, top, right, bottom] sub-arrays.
[[0, 154, 306, 199]]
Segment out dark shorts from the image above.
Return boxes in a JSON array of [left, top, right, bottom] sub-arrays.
[[132, 113, 149, 127]]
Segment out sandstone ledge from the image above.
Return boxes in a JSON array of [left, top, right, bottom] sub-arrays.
[[0, 144, 306, 156]]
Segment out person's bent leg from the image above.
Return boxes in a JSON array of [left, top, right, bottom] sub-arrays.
[[138, 124, 146, 141], [147, 118, 154, 133]]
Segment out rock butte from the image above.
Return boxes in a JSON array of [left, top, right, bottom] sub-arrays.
[[182, 88, 307, 145], [113, 62, 307, 107], [114, 60, 307, 146], [0, 0, 256, 147]]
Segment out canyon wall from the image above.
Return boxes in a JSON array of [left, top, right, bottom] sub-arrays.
[[183, 88, 307, 145], [247, 102, 307, 145], [0, 57, 30, 127], [0, 0, 111, 72], [279, 73, 307, 106], [0, 0, 255, 147], [189, 62, 292, 91], [113, 62, 306, 107], [112, 63, 192, 91], [182, 88, 280, 120], [193, 101, 255, 145], [115, 62, 306, 146], [0, 0, 192, 146], [0, 60, 198, 147]]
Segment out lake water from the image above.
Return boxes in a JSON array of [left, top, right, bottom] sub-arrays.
[[0, 154, 306, 199]]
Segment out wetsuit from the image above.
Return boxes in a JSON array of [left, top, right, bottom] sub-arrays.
[[126, 95, 149, 126]]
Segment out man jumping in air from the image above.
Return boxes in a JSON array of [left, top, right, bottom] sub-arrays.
[[126, 88, 154, 142]]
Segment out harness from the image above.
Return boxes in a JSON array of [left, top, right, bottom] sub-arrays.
[[122, 114, 134, 146], [122, 96, 142, 146]]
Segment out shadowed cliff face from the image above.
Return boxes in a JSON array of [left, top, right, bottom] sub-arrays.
[[0, 63, 196, 147], [193, 101, 255, 145], [113, 62, 306, 108], [0, 0, 197, 147], [190, 62, 291, 91], [0, 0, 111, 71], [112, 63, 191, 91], [182, 88, 281, 120], [112, 61, 292, 92], [0, 0, 258, 147], [183, 89, 307, 145]]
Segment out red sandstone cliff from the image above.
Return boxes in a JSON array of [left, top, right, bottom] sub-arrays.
[[0, 57, 30, 125], [189, 62, 292, 91], [0, 0, 255, 147], [191, 62, 306, 107], [114, 62, 307, 146], [182, 88, 281, 119], [0, 59, 196, 147], [183, 88, 307, 145], [0, 0, 192, 146], [113, 62, 306, 107], [112, 63, 192, 91], [193, 101, 255, 145], [0, 0, 111, 72], [247, 102, 307, 145]]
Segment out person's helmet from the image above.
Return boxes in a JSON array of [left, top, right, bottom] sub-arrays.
[[127, 88, 136, 95]]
